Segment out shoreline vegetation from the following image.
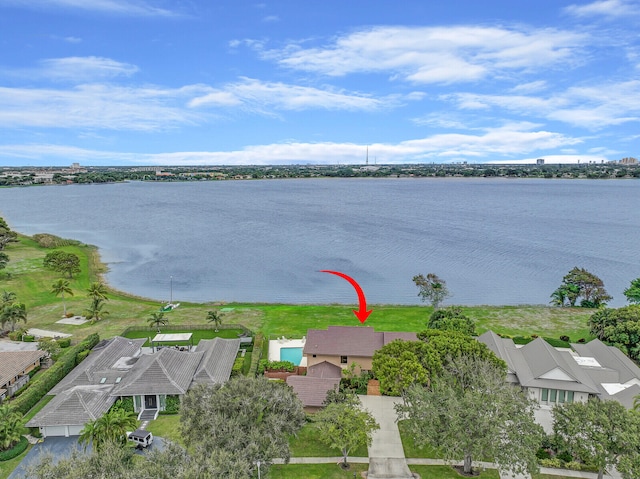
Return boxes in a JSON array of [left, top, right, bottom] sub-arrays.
[[0, 162, 639, 186], [2, 232, 593, 343]]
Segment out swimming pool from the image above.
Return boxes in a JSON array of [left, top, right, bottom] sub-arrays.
[[280, 347, 303, 366]]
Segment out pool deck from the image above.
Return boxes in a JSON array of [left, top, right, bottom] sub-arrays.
[[268, 337, 307, 366]]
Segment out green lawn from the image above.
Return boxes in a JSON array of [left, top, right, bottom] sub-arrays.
[[289, 422, 368, 457], [397, 421, 443, 459], [268, 463, 368, 478], [145, 414, 183, 445], [409, 465, 499, 478], [7, 234, 595, 346], [0, 444, 32, 479]]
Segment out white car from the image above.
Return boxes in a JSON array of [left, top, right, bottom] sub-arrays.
[[127, 429, 154, 449]]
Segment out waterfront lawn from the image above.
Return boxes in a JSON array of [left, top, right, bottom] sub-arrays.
[[289, 422, 368, 457], [10, 234, 594, 344], [268, 463, 368, 478]]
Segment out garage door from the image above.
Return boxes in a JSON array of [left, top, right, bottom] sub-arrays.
[[43, 426, 67, 437], [68, 425, 83, 436]]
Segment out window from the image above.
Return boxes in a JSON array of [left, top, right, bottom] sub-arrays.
[[567, 391, 574, 403], [558, 390, 565, 403], [340, 356, 348, 364], [550, 389, 557, 402], [99, 377, 107, 384], [541, 389, 548, 401], [115, 377, 122, 383]]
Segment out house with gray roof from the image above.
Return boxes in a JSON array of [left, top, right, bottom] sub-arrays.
[[477, 331, 640, 409], [27, 335, 241, 436]]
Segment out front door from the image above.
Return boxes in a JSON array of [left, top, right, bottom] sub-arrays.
[[144, 395, 157, 409]]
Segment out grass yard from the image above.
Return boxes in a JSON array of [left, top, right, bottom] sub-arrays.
[[289, 422, 368, 457], [0, 444, 32, 479], [409, 465, 499, 478], [7, 234, 596, 346], [397, 421, 443, 459], [145, 414, 183, 445], [268, 463, 368, 478]]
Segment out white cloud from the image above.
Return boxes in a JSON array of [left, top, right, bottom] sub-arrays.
[[444, 80, 640, 129], [259, 26, 585, 84], [0, 84, 204, 131], [2, 0, 178, 16], [510, 81, 548, 94], [39, 56, 139, 81], [262, 15, 279, 23], [188, 77, 395, 111], [0, 124, 584, 165], [564, 0, 640, 18]]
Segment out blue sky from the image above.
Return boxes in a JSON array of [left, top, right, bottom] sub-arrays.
[[1, 0, 639, 166]]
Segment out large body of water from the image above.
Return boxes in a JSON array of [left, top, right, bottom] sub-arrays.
[[0, 178, 638, 307]]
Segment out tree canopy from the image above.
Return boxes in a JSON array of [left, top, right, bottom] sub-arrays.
[[427, 306, 476, 336], [372, 329, 503, 396], [397, 355, 543, 476], [589, 305, 640, 362], [180, 376, 306, 477], [413, 273, 450, 309], [551, 267, 611, 308], [553, 398, 640, 479], [624, 278, 640, 304], [314, 397, 379, 467], [43, 250, 81, 279]]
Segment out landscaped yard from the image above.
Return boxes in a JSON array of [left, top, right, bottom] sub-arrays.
[[268, 463, 368, 478], [289, 422, 368, 457], [145, 414, 183, 445], [121, 327, 247, 346], [409, 465, 499, 478]]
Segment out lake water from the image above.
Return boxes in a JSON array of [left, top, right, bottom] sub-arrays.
[[0, 178, 638, 307]]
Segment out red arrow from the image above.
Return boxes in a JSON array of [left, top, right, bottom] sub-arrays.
[[320, 270, 373, 323]]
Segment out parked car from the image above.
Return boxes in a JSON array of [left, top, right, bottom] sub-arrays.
[[127, 429, 153, 449]]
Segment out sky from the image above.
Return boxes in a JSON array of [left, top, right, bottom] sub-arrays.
[[0, 0, 639, 166]]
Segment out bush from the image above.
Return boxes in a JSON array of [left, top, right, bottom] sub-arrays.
[[31, 233, 80, 248], [536, 448, 552, 460], [231, 357, 244, 377], [8, 331, 20, 341], [260, 360, 295, 373], [165, 395, 180, 414], [557, 450, 573, 463], [249, 334, 264, 376], [559, 335, 570, 342], [538, 458, 562, 468], [577, 338, 586, 343], [111, 397, 134, 413], [76, 349, 91, 363], [0, 436, 28, 461], [22, 335, 34, 342], [57, 338, 71, 348]]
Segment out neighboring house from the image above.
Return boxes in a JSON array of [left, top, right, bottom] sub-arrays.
[[0, 350, 46, 401], [303, 326, 417, 373], [27, 336, 241, 437], [287, 326, 417, 410], [478, 331, 640, 409]]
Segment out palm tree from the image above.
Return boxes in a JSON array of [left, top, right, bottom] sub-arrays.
[[206, 310, 223, 332], [85, 298, 109, 323], [1, 290, 16, 307], [0, 404, 24, 451], [148, 311, 168, 333], [79, 408, 138, 451], [51, 279, 74, 316], [1, 302, 27, 331], [87, 282, 109, 302]]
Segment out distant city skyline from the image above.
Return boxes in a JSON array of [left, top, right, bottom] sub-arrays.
[[1, 0, 639, 166]]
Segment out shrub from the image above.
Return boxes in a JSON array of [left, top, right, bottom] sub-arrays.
[[8, 331, 20, 341], [0, 436, 28, 462], [76, 350, 91, 363], [557, 450, 573, 463], [57, 338, 71, 348], [65, 312, 74, 318], [31, 233, 80, 248], [531, 334, 539, 339], [231, 357, 244, 377], [165, 395, 180, 414], [536, 448, 552, 460], [538, 458, 562, 468], [264, 360, 295, 372], [22, 335, 34, 342], [577, 338, 586, 343], [111, 397, 134, 413], [559, 335, 570, 342], [248, 334, 264, 376]]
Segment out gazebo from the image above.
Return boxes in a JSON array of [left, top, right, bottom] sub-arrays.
[[151, 333, 193, 352]]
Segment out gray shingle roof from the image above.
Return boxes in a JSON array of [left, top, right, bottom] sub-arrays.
[[110, 348, 204, 396], [303, 326, 417, 358], [572, 338, 640, 384], [0, 350, 46, 389], [191, 338, 241, 386], [26, 385, 116, 427], [50, 337, 145, 394]]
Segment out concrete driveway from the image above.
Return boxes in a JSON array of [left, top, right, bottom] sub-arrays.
[[0, 340, 39, 352]]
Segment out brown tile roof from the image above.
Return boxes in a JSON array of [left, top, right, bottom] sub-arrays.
[[0, 350, 46, 389], [286, 376, 340, 408], [303, 326, 417, 358]]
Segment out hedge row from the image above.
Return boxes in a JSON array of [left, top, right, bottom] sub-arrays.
[[0, 436, 29, 462], [248, 333, 265, 376], [10, 333, 100, 416]]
